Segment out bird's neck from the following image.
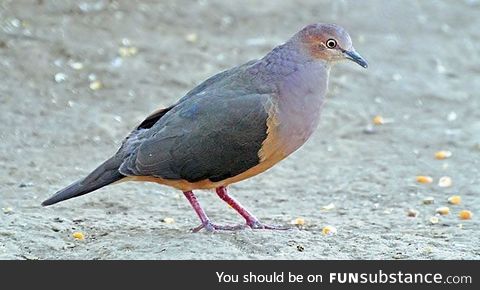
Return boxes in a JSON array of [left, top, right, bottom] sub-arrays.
[[246, 43, 331, 156], [251, 42, 330, 92]]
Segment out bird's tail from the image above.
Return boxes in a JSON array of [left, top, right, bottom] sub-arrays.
[[41, 156, 125, 206]]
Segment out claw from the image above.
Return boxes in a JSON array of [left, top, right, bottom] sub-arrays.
[[247, 219, 290, 230], [192, 221, 246, 232], [191, 219, 289, 232]]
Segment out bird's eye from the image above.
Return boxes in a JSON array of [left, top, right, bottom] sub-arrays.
[[325, 39, 337, 49]]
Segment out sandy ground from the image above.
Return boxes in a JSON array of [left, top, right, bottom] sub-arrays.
[[0, 0, 479, 260]]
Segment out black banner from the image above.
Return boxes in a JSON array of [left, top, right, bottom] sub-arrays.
[[0, 261, 477, 289]]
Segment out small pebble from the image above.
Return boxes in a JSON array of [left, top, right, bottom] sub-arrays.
[[438, 176, 452, 188], [53, 217, 64, 223], [296, 245, 305, 252], [63, 242, 76, 249], [422, 197, 435, 205], [407, 209, 418, 217], [416, 176, 433, 184], [54, 73, 67, 83], [436, 206, 450, 215], [2, 207, 13, 214], [458, 210, 472, 220], [447, 111, 457, 121], [322, 225, 337, 236], [22, 254, 39, 260], [363, 124, 376, 134], [447, 195, 461, 205], [19, 182, 33, 188], [392, 73, 402, 81]]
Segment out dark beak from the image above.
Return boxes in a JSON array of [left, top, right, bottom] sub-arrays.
[[344, 49, 368, 68]]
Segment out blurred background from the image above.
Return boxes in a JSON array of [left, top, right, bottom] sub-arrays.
[[0, 0, 479, 259]]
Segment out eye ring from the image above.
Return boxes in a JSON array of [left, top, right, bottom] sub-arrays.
[[325, 39, 337, 49]]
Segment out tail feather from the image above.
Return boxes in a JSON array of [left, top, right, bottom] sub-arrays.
[[42, 157, 124, 206]]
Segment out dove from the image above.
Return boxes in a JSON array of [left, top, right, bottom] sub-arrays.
[[42, 23, 368, 231]]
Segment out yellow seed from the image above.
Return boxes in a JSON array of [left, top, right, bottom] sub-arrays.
[[436, 206, 450, 215], [321, 203, 335, 211], [447, 195, 461, 205], [423, 246, 433, 254], [72, 232, 85, 240], [291, 217, 305, 226], [372, 115, 384, 125], [89, 80, 103, 90], [438, 176, 452, 188], [435, 150, 452, 160], [416, 176, 433, 184], [162, 217, 175, 224], [322, 225, 337, 236], [185, 33, 198, 43], [429, 216, 439, 224], [118, 46, 138, 57], [458, 210, 472, 220]]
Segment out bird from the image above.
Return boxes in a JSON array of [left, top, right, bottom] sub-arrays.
[[42, 23, 368, 232]]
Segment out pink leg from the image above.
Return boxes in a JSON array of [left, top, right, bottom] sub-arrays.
[[183, 191, 244, 232], [215, 186, 286, 230]]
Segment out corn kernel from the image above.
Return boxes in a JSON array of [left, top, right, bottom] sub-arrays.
[[458, 210, 472, 220], [72, 232, 85, 240], [416, 176, 433, 184], [436, 206, 450, 215], [162, 217, 175, 224], [435, 150, 452, 160], [429, 216, 439, 224], [372, 115, 384, 125], [322, 225, 337, 236], [291, 217, 305, 226], [89, 80, 103, 90], [447, 195, 461, 205], [321, 203, 335, 211], [118, 46, 138, 57], [185, 33, 198, 43], [438, 176, 452, 188]]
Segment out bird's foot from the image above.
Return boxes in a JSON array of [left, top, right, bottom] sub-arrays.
[[247, 219, 290, 230], [192, 221, 246, 233], [191, 220, 289, 232]]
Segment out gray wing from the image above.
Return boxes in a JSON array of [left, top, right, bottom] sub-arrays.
[[119, 92, 271, 182]]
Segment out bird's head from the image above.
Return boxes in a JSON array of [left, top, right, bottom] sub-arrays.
[[297, 23, 368, 68]]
